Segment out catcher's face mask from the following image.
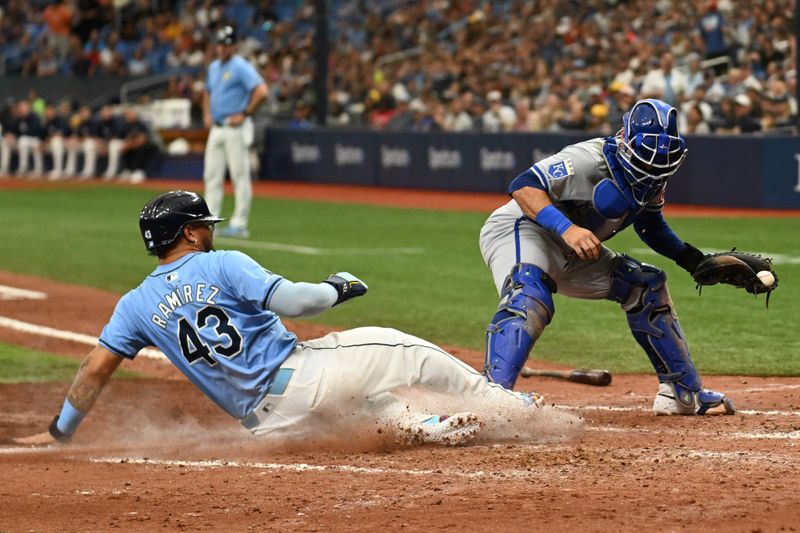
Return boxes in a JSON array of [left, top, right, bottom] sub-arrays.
[[616, 99, 688, 205]]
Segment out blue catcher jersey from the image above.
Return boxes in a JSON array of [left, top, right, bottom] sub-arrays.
[[98, 251, 296, 419]]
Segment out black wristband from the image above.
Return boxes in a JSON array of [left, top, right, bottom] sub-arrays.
[[48, 415, 73, 443], [675, 243, 706, 274]]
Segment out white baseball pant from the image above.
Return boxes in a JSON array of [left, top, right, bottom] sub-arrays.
[[0, 136, 14, 175], [48, 136, 78, 179], [245, 327, 526, 436], [16, 136, 43, 176], [203, 118, 254, 230]]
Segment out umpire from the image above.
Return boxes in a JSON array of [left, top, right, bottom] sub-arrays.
[[203, 25, 268, 239]]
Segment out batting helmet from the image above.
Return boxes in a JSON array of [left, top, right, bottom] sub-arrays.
[[215, 25, 237, 45], [616, 98, 687, 205], [139, 191, 224, 253]]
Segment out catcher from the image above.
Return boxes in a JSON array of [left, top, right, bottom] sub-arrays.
[[480, 98, 778, 415]]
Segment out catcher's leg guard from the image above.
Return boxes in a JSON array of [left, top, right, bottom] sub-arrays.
[[607, 254, 735, 415], [484, 263, 555, 389]]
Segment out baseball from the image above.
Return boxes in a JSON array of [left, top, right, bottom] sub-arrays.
[[757, 270, 775, 287]]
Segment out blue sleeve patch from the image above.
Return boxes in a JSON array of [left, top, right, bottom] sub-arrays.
[[547, 159, 574, 179]]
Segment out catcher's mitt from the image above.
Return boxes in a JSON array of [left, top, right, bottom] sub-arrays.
[[692, 249, 778, 305]]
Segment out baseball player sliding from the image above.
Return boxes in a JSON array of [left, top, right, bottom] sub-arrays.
[[203, 25, 268, 239], [480, 98, 737, 416], [16, 191, 542, 448]]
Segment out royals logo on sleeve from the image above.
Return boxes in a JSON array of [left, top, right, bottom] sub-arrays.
[[548, 159, 575, 179]]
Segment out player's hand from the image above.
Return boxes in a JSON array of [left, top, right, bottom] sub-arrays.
[[203, 114, 212, 129], [562, 225, 602, 260], [227, 113, 246, 126], [323, 272, 368, 306], [13, 431, 58, 446]]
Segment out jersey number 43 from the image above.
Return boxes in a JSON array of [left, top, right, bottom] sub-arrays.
[[177, 306, 242, 366]]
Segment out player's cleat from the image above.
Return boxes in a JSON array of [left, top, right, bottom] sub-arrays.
[[396, 412, 483, 446], [217, 225, 250, 239], [652, 382, 736, 415], [518, 391, 545, 407]]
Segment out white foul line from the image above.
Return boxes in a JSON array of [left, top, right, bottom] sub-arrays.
[[88, 457, 497, 479], [557, 404, 800, 417], [0, 315, 166, 361], [588, 426, 800, 440], [0, 284, 47, 301], [217, 237, 424, 256]]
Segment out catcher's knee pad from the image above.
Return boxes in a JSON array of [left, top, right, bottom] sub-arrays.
[[484, 263, 555, 389], [607, 254, 702, 407]]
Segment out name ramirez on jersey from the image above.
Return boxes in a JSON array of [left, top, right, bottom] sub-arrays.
[[151, 283, 221, 328]]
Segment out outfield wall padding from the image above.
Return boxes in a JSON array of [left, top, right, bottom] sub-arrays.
[[260, 127, 800, 209]]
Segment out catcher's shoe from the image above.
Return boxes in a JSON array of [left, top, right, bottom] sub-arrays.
[[652, 382, 736, 415], [397, 412, 483, 446]]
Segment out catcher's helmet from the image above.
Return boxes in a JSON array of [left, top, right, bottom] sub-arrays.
[[139, 191, 224, 253], [616, 98, 687, 205], [215, 25, 237, 45]]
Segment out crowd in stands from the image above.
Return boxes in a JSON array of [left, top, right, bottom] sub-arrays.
[[0, 98, 159, 181], [1, 0, 796, 137]]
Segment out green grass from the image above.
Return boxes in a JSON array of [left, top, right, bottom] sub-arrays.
[[0, 342, 140, 383], [1, 186, 798, 375]]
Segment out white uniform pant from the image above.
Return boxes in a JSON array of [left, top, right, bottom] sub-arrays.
[[0, 136, 14, 175], [82, 138, 124, 178], [247, 327, 523, 436], [203, 119, 254, 229], [480, 209, 617, 299], [15, 135, 43, 176], [49, 136, 78, 177]]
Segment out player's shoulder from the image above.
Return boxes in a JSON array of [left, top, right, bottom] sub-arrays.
[[207, 249, 263, 270], [535, 137, 605, 180]]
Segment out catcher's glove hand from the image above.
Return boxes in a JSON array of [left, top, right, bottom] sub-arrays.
[[692, 249, 778, 305]]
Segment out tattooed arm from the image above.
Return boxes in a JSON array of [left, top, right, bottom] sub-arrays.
[[14, 346, 123, 445]]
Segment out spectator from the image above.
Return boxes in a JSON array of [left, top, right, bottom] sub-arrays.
[[695, 1, 730, 74], [607, 84, 636, 129], [762, 94, 796, 134], [711, 96, 737, 132], [384, 94, 414, 131], [42, 0, 73, 60], [444, 93, 475, 132], [640, 53, 687, 107], [684, 52, 706, 95], [482, 91, 516, 132], [128, 46, 150, 77], [513, 97, 536, 132], [717, 94, 762, 134], [287, 100, 314, 129], [554, 94, 587, 131], [684, 103, 712, 134], [408, 98, 438, 132], [732, 94, 763, 134]]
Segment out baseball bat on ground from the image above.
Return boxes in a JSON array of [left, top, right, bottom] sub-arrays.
[[520, 367, 612, 386]]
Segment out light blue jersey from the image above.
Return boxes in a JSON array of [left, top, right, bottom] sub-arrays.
[[206, 55, 263, 123], [98, 251, 296, 419]]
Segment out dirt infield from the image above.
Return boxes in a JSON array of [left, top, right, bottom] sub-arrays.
[[1, 271, 800, 531], [1, 181, 799, 531]]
